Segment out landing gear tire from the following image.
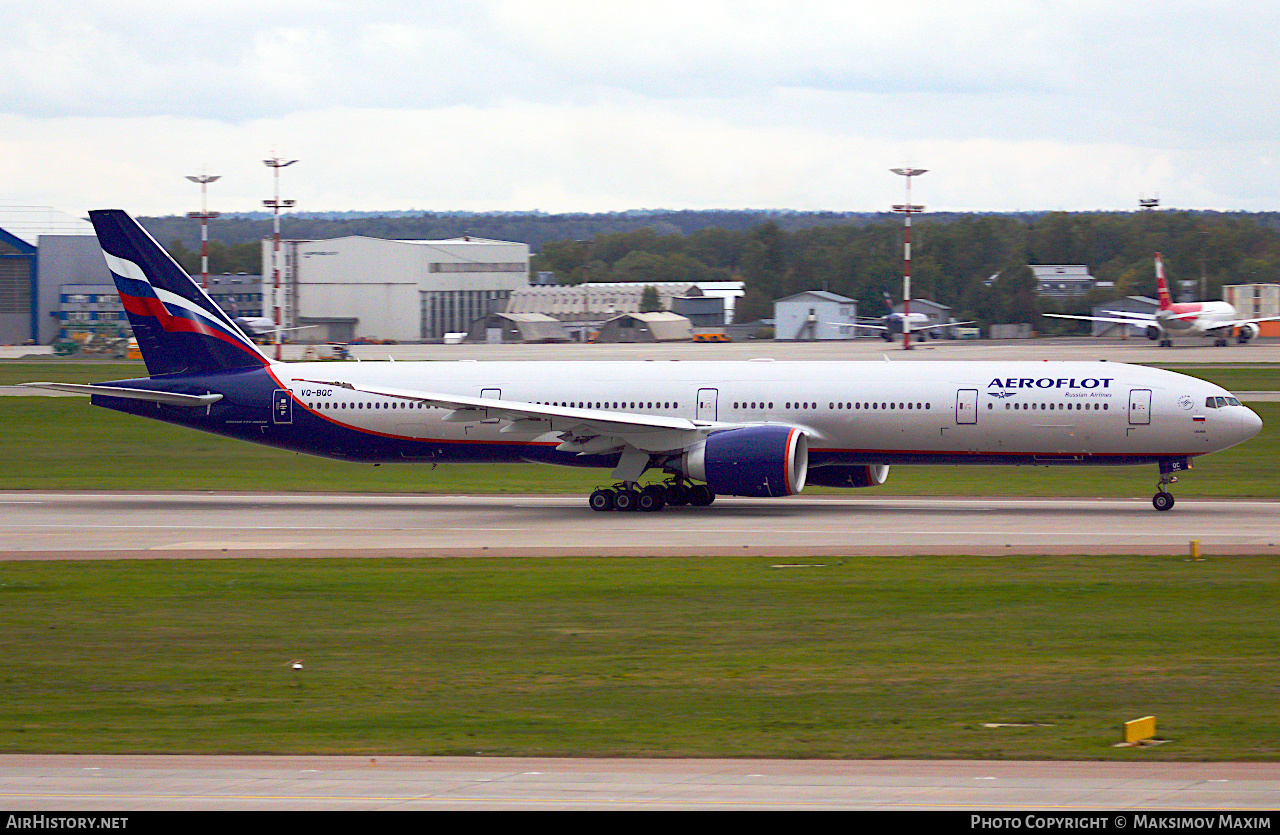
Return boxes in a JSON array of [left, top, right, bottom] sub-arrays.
[[688, 484, 716, 507], [664, 482, 692, 506], [637, 485, 667, 512], [1152, 491, 1175, 512], [1214, 338, 1228, 347], [613, 489, 639, 511], [1160, 339, 1173, 347], [589, 489, 615, 512]]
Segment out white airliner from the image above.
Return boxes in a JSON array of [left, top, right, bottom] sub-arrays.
[[1044, 253, 1280, 346], [21, 211, 1264, 513]]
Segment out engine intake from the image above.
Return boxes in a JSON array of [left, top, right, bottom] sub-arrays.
[[681, 425, 808, 497]]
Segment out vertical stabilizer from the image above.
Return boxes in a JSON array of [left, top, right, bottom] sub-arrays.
[[90, 210, 269, 376], [1154, 252, 1174, 311]]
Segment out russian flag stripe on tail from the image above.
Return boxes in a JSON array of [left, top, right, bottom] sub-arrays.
[[90, 210, 268, 376]]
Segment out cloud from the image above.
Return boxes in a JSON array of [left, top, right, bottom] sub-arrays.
[[1, 0, 1277, 215]]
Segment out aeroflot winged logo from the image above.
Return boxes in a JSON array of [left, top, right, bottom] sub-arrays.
[[989, 377, 1115, 390], [90, 208, 266, 375]]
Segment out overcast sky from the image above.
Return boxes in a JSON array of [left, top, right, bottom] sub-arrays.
[[2, 0, 1276, 218]]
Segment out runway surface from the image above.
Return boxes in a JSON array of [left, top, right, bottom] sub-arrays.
[[2, 754, 1278, 811], [4, 489, 1277, 810], [2, 491, 1279, 558]]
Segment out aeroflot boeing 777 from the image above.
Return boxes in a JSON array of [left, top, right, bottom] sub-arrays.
[[23, 211, 1263, 512]]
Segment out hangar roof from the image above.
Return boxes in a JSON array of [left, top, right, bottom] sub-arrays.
[[0, 206, 94, 246]]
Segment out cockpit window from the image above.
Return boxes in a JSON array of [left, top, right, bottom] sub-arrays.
[[1206, 397, 1218, 408], [1227, 397, 1241, 406]]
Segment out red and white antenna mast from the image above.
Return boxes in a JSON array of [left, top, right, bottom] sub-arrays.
[[185, 173, 220, 291], [891, 167, 927, 351], [263, 156, 297, 361]]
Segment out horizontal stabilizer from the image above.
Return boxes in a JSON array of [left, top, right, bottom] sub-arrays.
[[20, 382, 223, 407]]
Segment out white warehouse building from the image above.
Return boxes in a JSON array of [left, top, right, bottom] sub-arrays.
[[266, 235, 530, 342]]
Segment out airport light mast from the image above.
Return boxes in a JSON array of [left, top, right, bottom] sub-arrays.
[[263, 157, 297, 361], [185, 174, 220, 291], [891, 167, 927, 350]]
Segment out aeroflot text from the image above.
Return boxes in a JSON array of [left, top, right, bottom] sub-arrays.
[[989, 378, 1115, 390]]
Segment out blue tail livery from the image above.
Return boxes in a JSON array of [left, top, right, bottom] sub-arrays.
[[17, 210, 1263, 512], [90, 209, 268, 376]]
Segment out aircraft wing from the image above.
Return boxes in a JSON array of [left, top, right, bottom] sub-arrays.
[[826, 321, 888, 331], [291, 376, 725, 456], [1219, 314, 1280, 330], [18, 382, 224, 407], [1042, 312, 1155, 326], [1100, 309, 1157, 320]]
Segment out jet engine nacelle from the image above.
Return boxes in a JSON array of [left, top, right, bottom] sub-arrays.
[[680, 425, 808, 497], [1145, 325, 1162, 341], [1238, 323, 1260, 341], [804, 464, 890, 489]]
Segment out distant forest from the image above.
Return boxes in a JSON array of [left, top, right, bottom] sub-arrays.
[[144, 209, 1280, 329]]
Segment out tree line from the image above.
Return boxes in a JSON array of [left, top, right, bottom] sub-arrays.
[[150, 209, 1280, 330], [533, 211, 1280, 328]]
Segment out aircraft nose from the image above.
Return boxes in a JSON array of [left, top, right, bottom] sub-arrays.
[[1240, 406, 1263, 442]]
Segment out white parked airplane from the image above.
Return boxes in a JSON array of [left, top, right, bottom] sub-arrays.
[[21, 212, 1263, 512], [1043, 253, 1280, 346]]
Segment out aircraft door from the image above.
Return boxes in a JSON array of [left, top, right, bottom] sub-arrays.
[[1129, 389, 1151, 425], [481, 388, 501, 423], [696, 388, 718, 421], [955, 389, 978, 424], [272, 389, 293, 424]]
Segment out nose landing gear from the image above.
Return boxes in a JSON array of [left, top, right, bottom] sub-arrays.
[[1152, 474, 1177, 512], [1153, 459, 1191, 512]]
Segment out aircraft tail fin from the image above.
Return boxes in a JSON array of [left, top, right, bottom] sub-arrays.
[[1154, 252, 1174, 311], [89, 210, 269, 377]]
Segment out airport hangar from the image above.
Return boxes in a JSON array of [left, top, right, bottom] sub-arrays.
[[267, 239, 744, 344]]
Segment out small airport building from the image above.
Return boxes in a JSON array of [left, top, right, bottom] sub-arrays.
[[464, 312, 570, 343], [773, 291, 859, 340], [1031, 265, 1112, 297], [1225, 284, 1280, 336], [593, 311, 694, 343], [267, 235, 531, 343], [505, 281, 742, 342]]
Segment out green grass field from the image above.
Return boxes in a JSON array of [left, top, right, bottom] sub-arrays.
[[0, 555, 1275, 759]]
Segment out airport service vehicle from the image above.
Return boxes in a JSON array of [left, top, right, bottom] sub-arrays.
[[1044, 253, 1280, 346], [23, 211, 1263, 513]]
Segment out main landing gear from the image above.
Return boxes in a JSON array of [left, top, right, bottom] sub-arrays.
[[588, 479, 716, 512], [1152, 474, 1177, 512]]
